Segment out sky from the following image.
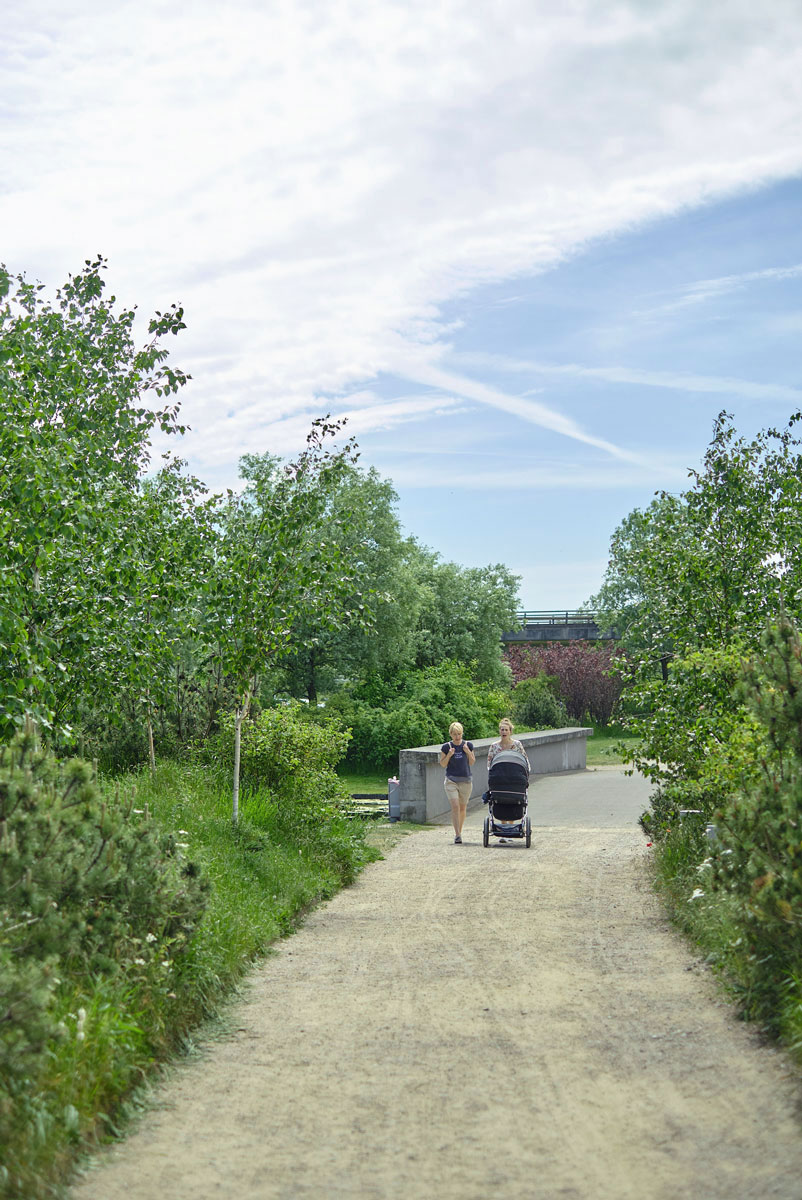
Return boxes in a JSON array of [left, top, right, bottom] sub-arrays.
[[3, 1, 802, 609]]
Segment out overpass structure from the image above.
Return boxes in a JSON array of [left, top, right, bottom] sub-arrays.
[[502, 609, 618, 643]]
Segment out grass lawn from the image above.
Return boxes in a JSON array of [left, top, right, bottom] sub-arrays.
[[585, 727, 640, 767], [337, 769, 392, 794]]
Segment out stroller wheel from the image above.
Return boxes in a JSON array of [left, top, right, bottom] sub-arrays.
[[525, 816, 532, 848], [483, 816, 489, 847]]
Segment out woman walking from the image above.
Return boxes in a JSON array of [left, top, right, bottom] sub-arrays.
[[439, 722, 475, 844], [487, 718, 530, 770]]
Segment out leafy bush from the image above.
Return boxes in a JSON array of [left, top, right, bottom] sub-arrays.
[[626, 644, 765, 837], [0, 728, 209, 1192], [326, 661, 510, 771], [504, 641, 625, 724], [204, 704, 353, 820], [511, 674, 568, 729], [710, 619, 802, 1029]]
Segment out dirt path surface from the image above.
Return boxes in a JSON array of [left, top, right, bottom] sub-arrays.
[[71, 770, 802, 1200]]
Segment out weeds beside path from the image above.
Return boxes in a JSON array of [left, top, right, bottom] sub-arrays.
[[71, 770, 802, 1200]]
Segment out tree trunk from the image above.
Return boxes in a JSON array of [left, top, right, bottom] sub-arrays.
[[306, 647, 318, 705], [232, 685, 253, 825], [232, 710, 243, 825], [146, 704, 156, 772]]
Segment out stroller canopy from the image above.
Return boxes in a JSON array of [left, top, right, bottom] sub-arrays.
[[487, 749, 529, 792]]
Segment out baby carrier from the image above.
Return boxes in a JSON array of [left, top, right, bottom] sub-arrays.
[[482, 748, 531, 848]]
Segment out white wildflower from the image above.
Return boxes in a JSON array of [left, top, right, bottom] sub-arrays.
[[176, 842, 189, 849], [689, 888, 705, 901], [133, 957, 146, 965], [145, 933, 157, 943], [76, 1031, 85, 1042]]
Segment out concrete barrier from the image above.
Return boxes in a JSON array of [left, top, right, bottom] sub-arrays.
[[397, 727, 592, 823]]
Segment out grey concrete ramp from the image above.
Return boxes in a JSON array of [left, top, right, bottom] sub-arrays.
[[457, 765, 654, 832], [528, 766, 654, 828]]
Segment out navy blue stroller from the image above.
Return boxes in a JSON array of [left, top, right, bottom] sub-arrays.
[[482, 749, 531, 848]]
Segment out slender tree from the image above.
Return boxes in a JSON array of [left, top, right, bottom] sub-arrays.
[[205, 420, 366, 823]]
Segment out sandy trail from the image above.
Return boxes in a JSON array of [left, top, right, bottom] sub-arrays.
[[71, 770, 802, 1200]]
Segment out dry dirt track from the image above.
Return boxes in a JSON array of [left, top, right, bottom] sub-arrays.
[[71, 770, 802, 1200]]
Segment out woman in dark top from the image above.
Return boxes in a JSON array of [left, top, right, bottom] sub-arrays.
[[439, 721, 475, 844]]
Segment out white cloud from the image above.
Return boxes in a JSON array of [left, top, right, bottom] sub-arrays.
[[3, 0, 802, 471], [638, 262, 802, 316], [391, 357, 645, 460], [458, 353, 802, 404], [189, 391, 469, 466]]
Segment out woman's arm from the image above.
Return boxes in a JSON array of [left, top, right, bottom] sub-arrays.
[[439, 745, 454, 768], [464, 742, 475, 766]]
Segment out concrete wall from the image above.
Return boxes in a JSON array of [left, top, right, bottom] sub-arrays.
[[397, 727, 592, 823]]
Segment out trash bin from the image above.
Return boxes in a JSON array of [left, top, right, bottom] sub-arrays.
[[387, 777, 401, 823]]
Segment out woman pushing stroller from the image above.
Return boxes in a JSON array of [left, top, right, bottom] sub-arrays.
[[487, 718, 530, 771], [483, 718, 532, 848]]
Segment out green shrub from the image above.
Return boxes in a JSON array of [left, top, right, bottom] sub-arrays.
[[511, 674, 568, 730], [0, 728, 209, 1192], [711, 619, 802, 1028], [203, 703, 353, 819], [327, 661, 510, 771]]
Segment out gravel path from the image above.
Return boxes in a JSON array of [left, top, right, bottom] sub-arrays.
[[71, 770, 802, 1200]]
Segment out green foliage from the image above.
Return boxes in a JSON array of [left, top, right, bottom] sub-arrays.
[[0, 259, 189, 736], [0, 740, 379, 1198], [276, 464, 520, 703], [510, 674, 568, 729], [328, 661, 509, 771], [589, 411, 802, 665], [644, 619, 802, 1058], [710, 619, 802, 1028], [207, 426, 365, 709], [0, 730, 208, 1189], [589, 411, 802, 1052], [410, 555, 520, 685], [627, 643, 762, 821], [205, 704, 352, 819]]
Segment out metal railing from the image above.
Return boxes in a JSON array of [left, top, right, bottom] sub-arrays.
[[515, 610, 599, 625]]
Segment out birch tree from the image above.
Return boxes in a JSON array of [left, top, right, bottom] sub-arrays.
[[206, 419, 364, 823], [0, 258, 189, 736]]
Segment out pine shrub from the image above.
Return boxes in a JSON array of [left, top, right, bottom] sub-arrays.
[[0, 727, 209, 1183]]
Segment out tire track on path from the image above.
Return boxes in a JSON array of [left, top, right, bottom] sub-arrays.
[[71, 774, 802, 1200]]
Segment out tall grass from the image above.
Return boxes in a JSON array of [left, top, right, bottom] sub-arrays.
[[3, 760, 379, 1200]]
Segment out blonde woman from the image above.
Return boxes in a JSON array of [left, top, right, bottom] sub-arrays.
[[439, 721, 475, 844], [487, 718, 530, 771]]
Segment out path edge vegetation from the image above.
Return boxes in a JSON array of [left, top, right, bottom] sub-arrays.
[[0, 714, 410, 1200], [592, 411, 802, 1068]]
